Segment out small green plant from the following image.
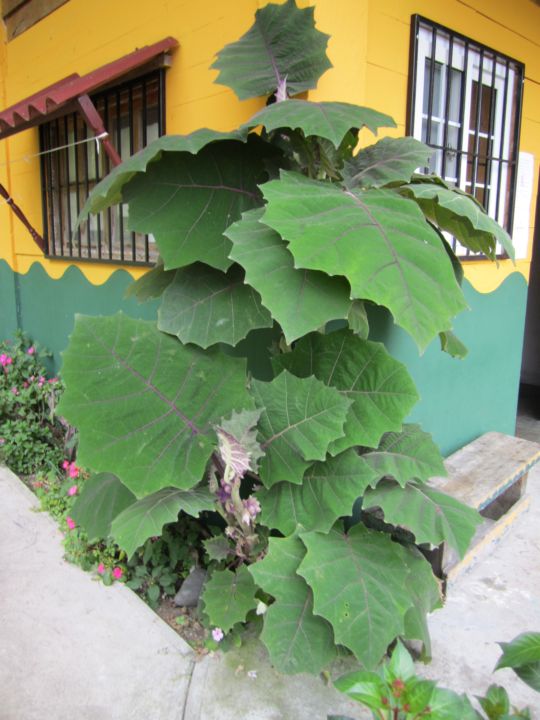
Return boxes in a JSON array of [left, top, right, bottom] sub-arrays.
[[0, 332, 64, 475], [331, 641, 532, 720]]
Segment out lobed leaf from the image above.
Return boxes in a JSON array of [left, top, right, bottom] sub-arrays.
[[123, 138, 270, 272], [251, 370, 352, 487], [226, 208, 352, 344], [70, 472, 136, 543], [244, 100, 395, 148], [298, 523, 415, 669], [111, 486, 214, 558], [211, 0, 332, 100], [203, 535, 234, 562], [363, 479, 482, 558], [258, 449, 376, 535], [79, 129, 247, 219], [333, 671, 389, 711], [58, 313, 253, 497], [248, 535, 336, 674], [202, 565, 258, 632], [262, 171, 468, 351], [343, 137, 432, 189], [125, 261, 176, 303], [274, 330, 418, 451], [362, 424, 447, 487], [157, 263, 272, 348], [401, 548, 442, 659]]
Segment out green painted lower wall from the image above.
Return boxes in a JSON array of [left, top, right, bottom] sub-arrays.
[[0, 261, 528, 457]]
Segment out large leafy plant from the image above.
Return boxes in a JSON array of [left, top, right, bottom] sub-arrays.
[[60, 0, 512, 674]]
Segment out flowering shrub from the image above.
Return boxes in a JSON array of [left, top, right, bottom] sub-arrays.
[[0, 333, 65, 475]]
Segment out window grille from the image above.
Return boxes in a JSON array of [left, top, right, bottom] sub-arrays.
[[40, 69, 165, 265], [408, 16, 524, 258]]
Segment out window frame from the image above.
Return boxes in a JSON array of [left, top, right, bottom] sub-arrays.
[[39, 68, 166, 267], [407, 15, 525, 259]]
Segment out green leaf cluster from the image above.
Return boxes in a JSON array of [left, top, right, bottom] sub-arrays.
[[60, 0, 511, 676]]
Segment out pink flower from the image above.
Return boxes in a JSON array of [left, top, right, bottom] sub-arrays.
[[22, 382, 28, 389], [10, 387, 18, 395], [62, 460, 70, 470], [68, 462, 80, 479], [0, 354, 13, 367], [212, 627, 224, 643], [48, 378, 57, 384], [66, 516, 76, 530], [0, 438, 4, 445], [97, 563, 105, 575], [67, 485, 78, 496], [27, 346, 35, 355], [38, 376, 45, 387], [112, 567, 123, 580]]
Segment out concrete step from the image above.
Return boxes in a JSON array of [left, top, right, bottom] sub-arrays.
[[427, 432, 540, 585]]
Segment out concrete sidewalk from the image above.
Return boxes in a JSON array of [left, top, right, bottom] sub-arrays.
[[1, 460, 539, 719]]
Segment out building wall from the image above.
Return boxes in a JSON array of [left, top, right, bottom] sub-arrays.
[[0, 0, 539, 454]]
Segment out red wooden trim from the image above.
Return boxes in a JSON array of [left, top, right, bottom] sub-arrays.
[[0, 182, 45, 251]]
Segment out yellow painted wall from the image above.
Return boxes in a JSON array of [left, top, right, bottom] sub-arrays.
[[0, 0, 539, 291]]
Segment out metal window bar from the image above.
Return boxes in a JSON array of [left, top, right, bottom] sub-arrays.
[[408, 15, 524, 260], [40, 69, 164, 265]]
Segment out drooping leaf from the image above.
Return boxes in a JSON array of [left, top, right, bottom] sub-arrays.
[[203, 535, 234, 562], [226, 208, 352, 344], [262, 171, 468, 351], [125, 261, 176, 303], [343, 137, 432, 189], [111, 486, 214, 558], [244, 100, 395, 148], [258, 450, 376, 535], [478, 685, 510, 718], [496, 633, 540, 692], [70, 472, 136, 543], [79, 129, 247, 219], [216, 408, 264, 476], [333, 671, 389, 711], [362, 424, 446, 486], [439, 330, 468, 359], [202, 566, 258, 633], [248, 535, 336, 674], [251, 370, 352, 487], [58, 313, 253, 497], [157, 263, 272, 348], [347, 300, 369, 339], [274, 330, 418, 452], [298, 523, 415, 669], [427, 687, 480, 720], [123, 138, 270, 272], [211, 0, 332, 100], [364, 480, 482, 558], [398, 180, 515, 260], [401, 547, 442, 659]]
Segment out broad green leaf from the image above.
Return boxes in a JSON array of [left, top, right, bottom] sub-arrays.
[[262, 171, 468, 351], [274, 330, 418, 452], [203, 535, 234, 562], [58, 313, 253, 497], [125, 261, 175, 303], [248, 535, 336, 674], [478, 685, 510, 718], [347, 300, 369, 339], [439, 330, 468, 359], [401, 548, 442, 659], [402, 677, 437, 715], [258, 450, 376, 534], [398, 181, 515, 260], [364, 480, 482, 558], [211, 0, 332, 100], [157, 263, 272, 348], [343, 137, 432, 188], [496, 633, 540, 691], [251, 370, 352, 487], [80, 129, 246, 219], [217, 408, 264, 476], [226, 209, 352, 344], [333, 671, 389, 711], [298, 523, 415, 669], [111, 486, 214, 558], [244, 100, 395, 148], [426, 687, 479, 720], [123, 138, 269, 272], [70, 472, 136, 543], [202, 566, 258, 632], [385, 639, 416, 681], [362, 424, 446, 486]]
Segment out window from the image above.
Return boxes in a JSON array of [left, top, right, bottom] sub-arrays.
[[39, 69, 165, 265], [408, 15, 524, 257]]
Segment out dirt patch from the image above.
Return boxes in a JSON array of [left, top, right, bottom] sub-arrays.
[[156, 597, 209, 655]]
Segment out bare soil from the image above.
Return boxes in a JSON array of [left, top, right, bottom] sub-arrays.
[[156, 597, 209, 656]]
